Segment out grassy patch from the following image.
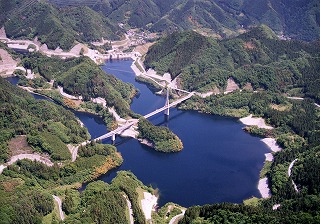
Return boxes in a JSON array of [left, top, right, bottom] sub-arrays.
[[123, 194, 131, 223], [42, 211, 53, 224], [36, 89, 64, 104], [136, 187, 145, 210], [52, 182, 82, 195], [243, 197, 261, 206], [287, 88, 305, 97], [40, 132, 71, 161], [52, 197, 63, 222], [270, 103, 292, 111], [135, 60, 144, 73], [260, 161, 272, 178]]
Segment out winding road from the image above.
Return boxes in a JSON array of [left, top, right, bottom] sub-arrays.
[[52, 195, 65, 221], [123, 195, 134, 224], [169, 209, 186, 224], [0, 154, 54, 174], [287, 96, 320, 108], [288, 159, 299, 192]]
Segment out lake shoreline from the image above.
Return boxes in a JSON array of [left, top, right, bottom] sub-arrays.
[[130, 57, 273, 201], [239, 114, 283, 198]]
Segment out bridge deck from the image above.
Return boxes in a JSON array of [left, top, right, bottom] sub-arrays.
[[92, 92, 194, 142]]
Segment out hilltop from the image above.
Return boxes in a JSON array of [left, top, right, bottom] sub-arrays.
[[145, 26, 320, 103], [0, 0, 123, 50], [1, 0, 319, 49], [49, 0, 320, 41]]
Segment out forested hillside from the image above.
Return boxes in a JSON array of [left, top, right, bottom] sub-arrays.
[[0, 77, 89, 163], [145, 26, 320, 103], [143, 26, 320, 222], [0, 77, 128, 223], [1, 0, 318, 42], [0, 0, 123, 50], [138, 117, 183, 152], [180, 202, 320, 223], [19, 54, 137, 118], [49, 0, 320, 41]]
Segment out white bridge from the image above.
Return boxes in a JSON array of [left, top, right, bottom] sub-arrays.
[[93, 88, 194, 142]]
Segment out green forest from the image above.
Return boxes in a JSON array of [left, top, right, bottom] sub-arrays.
[[0, 77, 89, 163], [0, 0, 123, 50], [50, 0, 320, 41], [0, 77, 127, 223], [19, 53, 138, 118], [0, 0, 320, 222], [138, 117, 183, 152], [145, 26, 320, 103], [180, 202, 320, 223]]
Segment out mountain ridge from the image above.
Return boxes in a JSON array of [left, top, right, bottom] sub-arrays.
[[49, 0, 320, 41], [0, 0, 123, 50], [145, 26, 320, 102]]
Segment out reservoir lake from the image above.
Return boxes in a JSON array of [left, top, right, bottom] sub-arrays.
[[96, 60, 269, 207], [6, 60, 270, 207]]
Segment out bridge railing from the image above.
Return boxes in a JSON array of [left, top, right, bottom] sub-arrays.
[[91, 92, 194, 141]]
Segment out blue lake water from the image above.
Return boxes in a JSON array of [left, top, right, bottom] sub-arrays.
[[6, 62, 270, 207], [102, 60, 166, 115], [97, 60, 269, 207]]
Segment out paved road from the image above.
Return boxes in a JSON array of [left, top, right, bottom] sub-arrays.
[[288, 159, 299, 192], [93, 92, 194, 142], [169, 210, 185, 224], [52, 195, 65, 221]]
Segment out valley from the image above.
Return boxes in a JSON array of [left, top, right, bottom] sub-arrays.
[[0, 0, 319, 223]]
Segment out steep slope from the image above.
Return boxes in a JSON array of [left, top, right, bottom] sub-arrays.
[[49, 0, 161, 28], [100, 0, 161, 28], [158, 0, 320, 40], [151, 0, 241, 37], [0, 77, 89, 162], [48, 0, 320, 41], [240, 0, 320, 41], [18, 53, 137, 117], [145, 26, 320, 99], [0, 0, 122, 50]]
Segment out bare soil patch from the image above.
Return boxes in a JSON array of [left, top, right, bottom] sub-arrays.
[[243, 82, 253, 91], [0, 49, 18, 76], [225, 77, 239, 93], [134, 42, 154, 55], [270, 103, 292, 111], [8, 135, 33, 156], [244, 41, 255, 49], [1, 179, 23, 192]]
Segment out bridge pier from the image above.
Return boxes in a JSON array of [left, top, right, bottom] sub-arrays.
[[164, 86, 170, 117], [111, 134, 116, 142], [164, 107, 169, 116]]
